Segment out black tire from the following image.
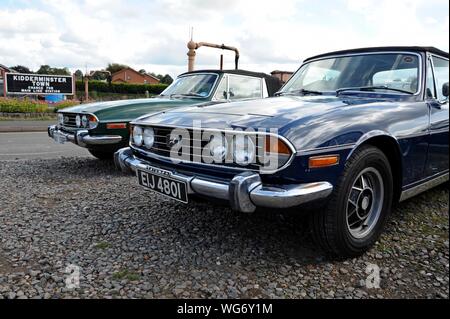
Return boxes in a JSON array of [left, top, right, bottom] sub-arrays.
[[310, 145, 393, 258], [88, 149, 114, 160]]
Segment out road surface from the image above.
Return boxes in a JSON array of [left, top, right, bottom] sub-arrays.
[[0, 132, 93, 160], [0, 120, 56, 132]]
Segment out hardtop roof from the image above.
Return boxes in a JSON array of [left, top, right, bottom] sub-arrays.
[[304, 46, 449, 62]]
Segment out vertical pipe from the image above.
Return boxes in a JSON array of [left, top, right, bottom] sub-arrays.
[[220, 54, 223, 70], [72, 74, 75, 99], [84, 76, 89, 102], [187, 40, 197, 72]]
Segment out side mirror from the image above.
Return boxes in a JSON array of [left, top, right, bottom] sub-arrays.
[[442, 82, 449, 98]]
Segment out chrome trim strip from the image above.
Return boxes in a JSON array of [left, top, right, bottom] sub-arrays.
[[114, 147, 334, 213], [400, 171, 449, 202], [298, 144, 355, 156]]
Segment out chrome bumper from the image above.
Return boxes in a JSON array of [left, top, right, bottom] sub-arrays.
[[114, 147, 333, 213], [48, 125, 122, 147]]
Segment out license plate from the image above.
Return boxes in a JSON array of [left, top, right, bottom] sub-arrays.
[[53, 131, 67, 144], [137, 168, 188, 203]]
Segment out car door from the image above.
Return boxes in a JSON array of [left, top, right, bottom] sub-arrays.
[[425, 54, 449, 177]]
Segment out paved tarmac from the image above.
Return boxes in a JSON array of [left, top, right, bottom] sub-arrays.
[[0, 132, 92, 160], [0, 120, 55, 132]]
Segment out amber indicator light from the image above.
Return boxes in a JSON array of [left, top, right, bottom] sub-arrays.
[[265, 136, 291, 155], [309, 155, 340, 168], [107, 123, 127, 129]]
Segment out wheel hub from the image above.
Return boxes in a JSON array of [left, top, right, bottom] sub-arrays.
[[356, 188, 373, 219], [346, 167, 384, 239]]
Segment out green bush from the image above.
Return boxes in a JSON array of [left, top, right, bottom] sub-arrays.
[[0, 98, 79, 113], [75, 91, 150, 101], [76, 80, 168, 95]]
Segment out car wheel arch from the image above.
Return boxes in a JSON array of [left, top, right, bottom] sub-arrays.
[[347, 131, 403, 203]]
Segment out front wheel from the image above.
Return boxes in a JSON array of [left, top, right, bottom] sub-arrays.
[[310, 145, 393, 258], [88, 149, 114, 160]]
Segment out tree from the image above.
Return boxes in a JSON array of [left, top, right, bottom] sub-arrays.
[[106, 63, 128, 74], [90, 70, 109, 81], [10, 65, 33, 74], [36, 65, 52, 74], [74, 69, 83, 79], [36, 65, 70, 75], [139, 69, 146, 74], [160, 74, 173, 85], [51, 67, 71, 75]]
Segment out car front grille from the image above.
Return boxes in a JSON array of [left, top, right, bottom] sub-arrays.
[[132, 125, 292, 172], [60, 113, 79, 128]]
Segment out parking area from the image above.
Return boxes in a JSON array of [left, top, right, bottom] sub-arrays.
[[0, 133, 448, 299]]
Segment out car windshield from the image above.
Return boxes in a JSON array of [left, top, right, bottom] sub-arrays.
[[160, 73, 218, 98], [280, 53, 420, 95]]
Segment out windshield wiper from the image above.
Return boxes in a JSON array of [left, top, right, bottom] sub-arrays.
[[336, 86, 414, 96], [275, 89, 323, 96], [170, 92, 205, 98]]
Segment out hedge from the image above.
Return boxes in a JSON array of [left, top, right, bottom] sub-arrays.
[[76, 80, 168, 95], [0, 98, 79, 113]]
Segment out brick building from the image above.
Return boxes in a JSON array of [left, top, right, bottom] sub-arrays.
[[111, 67, 160, 84], [271, 70, 294, 84], [0, 64, 13, 96]]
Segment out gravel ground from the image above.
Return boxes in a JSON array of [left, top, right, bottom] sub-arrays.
[[0, 158, 448, 299]]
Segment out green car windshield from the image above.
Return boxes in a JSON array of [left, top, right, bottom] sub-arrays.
[[161, 73, 218, 98], [281, 53, 420, 95]]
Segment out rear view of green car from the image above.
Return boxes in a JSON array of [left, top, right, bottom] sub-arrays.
[[48, 69, 281, 159]]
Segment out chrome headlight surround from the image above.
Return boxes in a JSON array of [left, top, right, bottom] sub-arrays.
[[208, 134, 228, 162], [233, 134, 256, 165], [143, 127, 155, 149], [81, 115, 88, 128], [75, 115, 81, 127], [132, 125, 143, 146]]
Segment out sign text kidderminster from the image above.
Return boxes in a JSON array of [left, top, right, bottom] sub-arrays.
[[5, 73, 74, 95]]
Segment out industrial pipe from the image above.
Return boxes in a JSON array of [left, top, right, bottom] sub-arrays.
[[187, 40, 240, 72]]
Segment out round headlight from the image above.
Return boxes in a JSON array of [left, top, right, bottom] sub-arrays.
[[233, 135, 255, 165], [81, 115, 88, 128], [143, 128, 155, 148], [208, 134, 228, 162], [57, 113, 64, 125], [75, 115, 81, 127], [132, 126, 143, 146]]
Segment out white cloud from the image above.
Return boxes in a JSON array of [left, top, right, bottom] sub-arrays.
[[0, 0, 448, 78]]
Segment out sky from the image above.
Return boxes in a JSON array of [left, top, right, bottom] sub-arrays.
[[0, 0, 448, 78]]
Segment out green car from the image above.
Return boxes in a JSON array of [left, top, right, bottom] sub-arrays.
[[48, 69, 282, 159]]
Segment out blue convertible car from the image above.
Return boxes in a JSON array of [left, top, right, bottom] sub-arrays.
[[115, 46, 449, 257]]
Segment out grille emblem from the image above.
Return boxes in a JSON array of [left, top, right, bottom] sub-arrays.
[[64, 116, 70, 123], [167, 134, 182, 148]]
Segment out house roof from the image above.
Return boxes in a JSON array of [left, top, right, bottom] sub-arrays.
[[304, 46, 449, 62], [111, 67, 160, 82], [0, 64, 13, 72]]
